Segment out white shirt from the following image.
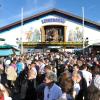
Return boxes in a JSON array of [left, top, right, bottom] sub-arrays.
[[32, 67, 37, 78], [44, 83, 62, 100], [39, 63, 45, 74], [5, 97, 12, 100], [58, 93, 67, 100], [73, 82, 80, 95], [81, 70, 92, 87], [28, 67, 37, 79]]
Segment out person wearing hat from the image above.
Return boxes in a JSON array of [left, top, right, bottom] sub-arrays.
[[44, 71, 62, 100]]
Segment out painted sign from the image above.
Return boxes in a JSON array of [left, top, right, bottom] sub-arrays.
[[68, 27, 83, 42], [25, 28, 41, 42]]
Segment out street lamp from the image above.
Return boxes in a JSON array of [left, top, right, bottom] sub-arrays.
[[85, 37, 89, 46], [16, 38, 22, 49], [82, 37, 89, 55]]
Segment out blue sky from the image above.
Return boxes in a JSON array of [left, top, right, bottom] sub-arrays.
[[0, 0, 100, 28]]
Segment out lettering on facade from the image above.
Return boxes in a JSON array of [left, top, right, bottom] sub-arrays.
[[41, 18, 65, 24]]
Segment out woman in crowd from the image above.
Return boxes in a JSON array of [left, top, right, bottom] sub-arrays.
[[24, 61, 37, 100], [87, 75, 100, 100], [87, 64, 100, 100], [71, 68, 88, 100], [59, 78, 74, 100], [5, 63, 17, 88], [58, 70, 71, 86], [72, 71, 81, 99], [0, 83, 12, 100]]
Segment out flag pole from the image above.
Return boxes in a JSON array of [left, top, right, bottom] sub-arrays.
[[21, 8, 23, 54], [82, 7, 85, 55]]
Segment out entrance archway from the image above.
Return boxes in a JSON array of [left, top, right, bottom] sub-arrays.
[[41, 25, 67, 42]]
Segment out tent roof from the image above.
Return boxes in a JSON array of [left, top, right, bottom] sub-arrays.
[[0, 49, 13, 56], [0, 44, 20, 51], [92, 42, 100, 46], [0, 8, 100, 32]]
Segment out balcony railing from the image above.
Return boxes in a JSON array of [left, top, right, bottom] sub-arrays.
[[18, 41, 88, 48]]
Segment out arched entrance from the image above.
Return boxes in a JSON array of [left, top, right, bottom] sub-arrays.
[[41, 25, 67, 43]]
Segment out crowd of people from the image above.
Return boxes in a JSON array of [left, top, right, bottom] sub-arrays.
[[0, 50, 100, 100]]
